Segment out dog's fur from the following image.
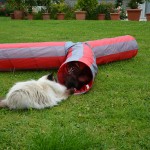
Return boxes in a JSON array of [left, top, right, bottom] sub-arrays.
[[0, 73, 73, 110]]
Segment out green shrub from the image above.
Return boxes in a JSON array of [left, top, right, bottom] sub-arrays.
[[104, 2, 114, 20], [120, 7, 127, 20], [115, 0, 123, 8], [7, 0, 26, 10], [25, 0, 37, 14], [128, 0, 145, 9], [51, 2, 72, 19], [41, 0, 51, 13], [63, 6, 75, 20], [75, 0, 98, 20], [96, 2, 107, 14], [33, 11, 42, 20]]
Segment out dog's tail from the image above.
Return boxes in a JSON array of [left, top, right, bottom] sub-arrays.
[[0, 99, 7, 108]]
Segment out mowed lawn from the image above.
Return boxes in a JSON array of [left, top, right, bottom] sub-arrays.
[[0, 17, 150, 150]]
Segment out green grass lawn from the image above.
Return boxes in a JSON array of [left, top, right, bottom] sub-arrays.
[[0, 17, 150, 150]]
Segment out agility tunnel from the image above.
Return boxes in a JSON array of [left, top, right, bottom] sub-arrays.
[[0, 35, 138, 94], [57, 42, 98, 94]]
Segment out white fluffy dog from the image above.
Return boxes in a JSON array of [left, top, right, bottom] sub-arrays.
[[0, 73, 73, 109]]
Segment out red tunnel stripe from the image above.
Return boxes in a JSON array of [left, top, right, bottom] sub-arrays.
[[96, 49, 138, 65], [0, 56, 65, 71]]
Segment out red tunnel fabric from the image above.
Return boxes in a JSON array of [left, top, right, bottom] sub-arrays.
[[87, 35, 138, 65], [57, 42, 98, 94], [0, 35, 138, 94], [0, 42, 66, 71]]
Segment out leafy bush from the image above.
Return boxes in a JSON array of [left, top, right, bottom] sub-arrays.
[[33, 11, 42, 19], [51, 2, 68, 13], [115, 0, 123, 8], [7, 0, 26, 10], [64, 7, 75, 20], [41, 0, 51, 13], [104, 2, 114, 20], [51, 2, 73, 19], [120, 7, 127, 20], [128, 0, 145, 9], [96, 2, 108, 14], [75, 0, 98, 19], [25, 0, 37, 13]]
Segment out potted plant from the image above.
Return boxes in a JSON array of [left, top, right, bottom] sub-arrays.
[[74, 10, 86, 20], [110, 8, 120, 20], [96, 2, 107, 20], [127, 0, 150, 21], [115, 0, 127, 20], [25, 0, 37, 20], [5, 2, 15, 19], [104, 2, 120, 20], [41, 0, 51, 20], [146, 13, 150, 21], [7, 0, 26, 20], [74, 0, 98, 20], [110, 0, 127, 21], [52, 1, 68, 20], [0, 2, 6, 16], [74, 0, 87, 20], [57, 2, 68, 20], [145, 0, 150, 21]]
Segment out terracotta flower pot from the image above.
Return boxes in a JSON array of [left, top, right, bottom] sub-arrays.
[[42, 13, 50, 20], [146, 13, 150, 21], [75, 11, 86, 20], [57, 13, 65, 20], [10, 13, 15, 19], [110, 13, 120, 20], [98, 14, 105, 20], [127, 9, 142, 21], [27, 13, 34, 20], [14, 10, 24, 20]]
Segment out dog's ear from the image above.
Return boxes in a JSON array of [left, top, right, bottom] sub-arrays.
[[47, 73, 54, 81], [47, 73, 57, 82]]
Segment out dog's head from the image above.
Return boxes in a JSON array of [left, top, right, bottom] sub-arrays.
[[64, 75, 79, 89]]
